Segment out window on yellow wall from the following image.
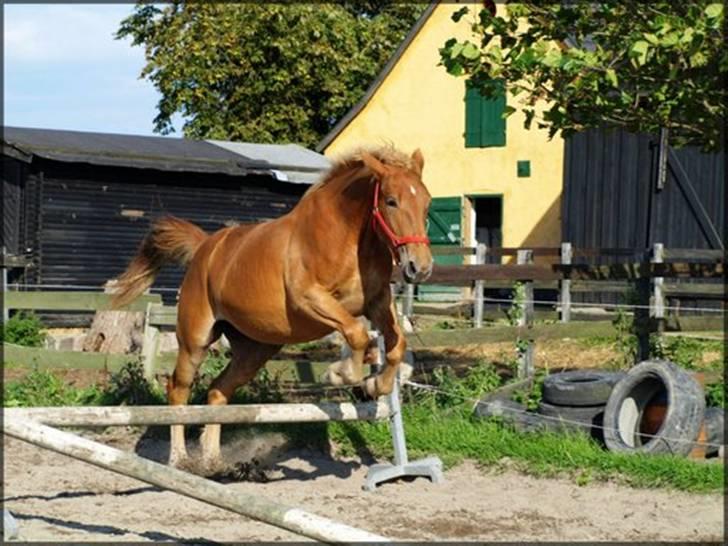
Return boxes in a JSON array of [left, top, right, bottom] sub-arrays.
[[464, 80, 506, 148]]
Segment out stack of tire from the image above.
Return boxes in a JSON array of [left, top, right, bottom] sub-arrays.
[[475, 361, 724, 457], [537, 370, 625, 443]]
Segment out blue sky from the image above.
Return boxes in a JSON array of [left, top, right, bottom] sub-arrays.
[[4, 4, 181, 136]]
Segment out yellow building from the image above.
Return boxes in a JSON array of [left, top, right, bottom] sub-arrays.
[[317, 2, 565, 262]]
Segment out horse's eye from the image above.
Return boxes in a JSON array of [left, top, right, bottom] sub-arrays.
[[385, 197, 398, 208]]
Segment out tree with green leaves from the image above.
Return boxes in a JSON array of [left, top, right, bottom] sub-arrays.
[[439, 2, 725, 151], [116, 2, 425, 147]]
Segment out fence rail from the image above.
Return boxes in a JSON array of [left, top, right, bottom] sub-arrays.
[[3, 243, 723, 377]]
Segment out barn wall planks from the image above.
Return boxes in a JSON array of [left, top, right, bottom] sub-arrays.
[[23, 160, 305, 306], [563, 128, 725, 254], [562, 128, 724, 308]]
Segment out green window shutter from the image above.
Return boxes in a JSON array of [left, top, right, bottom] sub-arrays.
[[480, 80, 506, 147], [464, 80, 506, 148], [464, 85, 482, 148]]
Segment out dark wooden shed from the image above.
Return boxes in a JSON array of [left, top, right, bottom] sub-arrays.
[[562, 128, 725, 255], [2, 127, 329, 307]]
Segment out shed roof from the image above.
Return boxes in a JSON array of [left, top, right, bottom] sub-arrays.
[[2, 126, 330, 184], [207, 140, 331, 184]]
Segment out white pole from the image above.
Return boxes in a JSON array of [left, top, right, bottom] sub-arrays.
[[3, 417, 389, 544], [5, 401, 391, 427]]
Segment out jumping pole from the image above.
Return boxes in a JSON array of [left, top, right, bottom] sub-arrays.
[[4, 417, 388, 543]]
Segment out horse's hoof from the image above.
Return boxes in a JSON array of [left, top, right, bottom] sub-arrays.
[[322, 363, 346, 386], [363, 375, 380, 399], [399, 362, 414, 382], [168, 453, 189, 469]]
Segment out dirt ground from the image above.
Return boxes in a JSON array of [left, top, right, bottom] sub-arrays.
[[3, 427, 724, 543]]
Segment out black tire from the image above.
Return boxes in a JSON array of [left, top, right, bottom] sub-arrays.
[[542, 370, 625, 407], [704, 407, 724, 458], [474, 397, 569, 434], [537, 400, 605, 437], [603, 360, 705, 456]]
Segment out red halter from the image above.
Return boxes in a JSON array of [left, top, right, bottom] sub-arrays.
[[371, 181, 430, 249]]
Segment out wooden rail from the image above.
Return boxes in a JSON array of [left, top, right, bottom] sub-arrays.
[[5, 401, 392, 427]]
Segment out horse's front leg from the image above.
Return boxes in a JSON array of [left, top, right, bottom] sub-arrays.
[[299, 286, 370, 385], [364, 297, 406, 398]]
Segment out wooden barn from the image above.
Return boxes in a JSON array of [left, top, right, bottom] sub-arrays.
[[2, 126, 330, 304]]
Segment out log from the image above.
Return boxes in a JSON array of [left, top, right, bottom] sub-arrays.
[[82, 281, 145, 354], [3, 417, 388, 543], [5, 401, 392, 427]]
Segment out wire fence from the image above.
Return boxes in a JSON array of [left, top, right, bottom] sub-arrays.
[[392, 293, 725, 315]]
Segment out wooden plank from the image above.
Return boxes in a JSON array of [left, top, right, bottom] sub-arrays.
[[4, 417, 389, 543], [418, 262, 724, 284], [5, 291, 162, 313], [6, 401, 392, 427], [663, 248, 724, 261], [148, 304, 178, 327], [664, 283, 725, 298], [0, 254, 31, 268], [668, 315, 724, 333], [571, 280, 631, 293], [3, 343, 132, 371], [404, 321, 618, 349], [431, 247, 475, 257]]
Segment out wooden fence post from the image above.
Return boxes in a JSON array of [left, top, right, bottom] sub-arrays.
[[473, 243, 487, 328], [634, 249, 652, 363], [652, 243, 665, 335], [141, 302, 160, 379], [516, 250, 534, 378], [559, 242, 572, 323]]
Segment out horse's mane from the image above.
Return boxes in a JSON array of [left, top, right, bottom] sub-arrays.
[[302, 145, 416, 200]]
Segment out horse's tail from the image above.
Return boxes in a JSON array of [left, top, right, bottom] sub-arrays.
[[111, 216, 208, 309]]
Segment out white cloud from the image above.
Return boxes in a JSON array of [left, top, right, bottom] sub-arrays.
[[4, 4, 141, 64]]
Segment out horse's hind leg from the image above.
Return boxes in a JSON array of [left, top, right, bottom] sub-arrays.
[[168, 316, 218, 467], [200, 328, 281, 465]]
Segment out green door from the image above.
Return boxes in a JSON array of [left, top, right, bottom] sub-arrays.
[[420, 196, 462, 301]]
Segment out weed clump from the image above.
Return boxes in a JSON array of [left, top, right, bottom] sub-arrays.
[[2, 311, 46, 347]]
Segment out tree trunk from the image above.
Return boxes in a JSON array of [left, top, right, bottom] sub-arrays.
[[82, 281, 145, 354]]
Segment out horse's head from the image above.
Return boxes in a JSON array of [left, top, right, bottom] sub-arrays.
[[361, 149, 433, 284]]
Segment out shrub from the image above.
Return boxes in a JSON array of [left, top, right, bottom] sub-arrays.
[[1, 311, 46, 347]]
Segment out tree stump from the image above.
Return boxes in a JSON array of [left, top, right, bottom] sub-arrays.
[[82, 281, 145, 354]]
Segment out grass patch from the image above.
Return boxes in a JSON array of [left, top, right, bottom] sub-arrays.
[[326, 404, 724, 493], [4, 352, 723, 494]]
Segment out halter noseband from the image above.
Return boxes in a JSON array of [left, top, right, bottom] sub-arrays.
[[371, 180, 430, 249]]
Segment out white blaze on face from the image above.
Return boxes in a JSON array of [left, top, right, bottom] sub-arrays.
[[410, 185, 417, 196]]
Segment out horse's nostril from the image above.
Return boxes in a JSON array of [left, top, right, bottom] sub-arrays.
[[405, 260, 418, 277]]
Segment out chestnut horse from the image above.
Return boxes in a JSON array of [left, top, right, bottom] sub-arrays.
[[112, 146, 433, 466]]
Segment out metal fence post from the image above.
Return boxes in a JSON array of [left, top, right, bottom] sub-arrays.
[[403, 283, 414, 319], [516, 250, 534, 378], [652, 243, 665, 335], [473, 243, 487, 328], [559, 242, 572, 323]]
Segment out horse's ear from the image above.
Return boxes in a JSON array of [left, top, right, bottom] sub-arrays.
[[361, 152, 387, 179], [411, 148, 425, 176]]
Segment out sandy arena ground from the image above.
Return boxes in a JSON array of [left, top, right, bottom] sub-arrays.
[[3, 426, 724, 543]]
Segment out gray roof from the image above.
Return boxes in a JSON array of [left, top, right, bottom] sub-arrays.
[[316, 2, 437, 152], [2, 126, 329, 184], [208, 140, 330, 184]]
